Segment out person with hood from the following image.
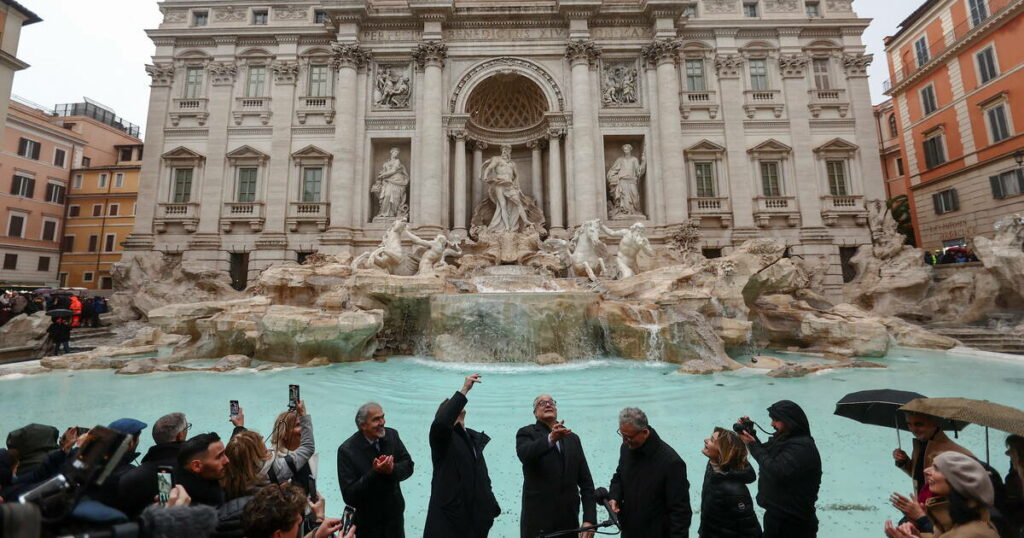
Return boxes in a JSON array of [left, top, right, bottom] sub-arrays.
[[698, 427, 762, 538], [69, 294, 82, 327], [5, 423, 59, 476], [607, 407, 692, 538], [515, 394, 597, 538], [737, 400, 821, 538], [884, 451, 1001, 538], [423, 374, 501, 538], [116, 412, 190, 517]]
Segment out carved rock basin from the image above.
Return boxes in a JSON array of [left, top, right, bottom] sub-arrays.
[[430, 292, 602, 363]]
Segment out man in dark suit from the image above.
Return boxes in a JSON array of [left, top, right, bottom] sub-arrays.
[[337, 402, 415, 538], [516, 394, 597, 538], [423, 374, 501, 538]]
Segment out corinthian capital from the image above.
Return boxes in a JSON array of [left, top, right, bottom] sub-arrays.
[[272, 60, 300, 85], [842, 53, 873, 77], [145, 63, 175, 87], [331, 43, 371, 70], [642, 38, 682, 67], [207, 62, 238, 85], [565, 39, 601, 67], [413, 40, 448, 69], [778, 54, 810, 78], [714, 54, 744, 78]]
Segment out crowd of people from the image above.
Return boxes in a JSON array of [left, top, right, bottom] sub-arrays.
[[924, 248, 980, 265], [0, 374, 1021, 538], [0, 289, 109, 329]]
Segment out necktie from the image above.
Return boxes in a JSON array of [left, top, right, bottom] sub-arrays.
[[373, 440, 382, 454]]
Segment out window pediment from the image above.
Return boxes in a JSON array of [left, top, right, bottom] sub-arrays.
[[685, 139, 727, 158], [291, 145, 333, 165], [813, 137, 859, 157], [162, 146, 206, 165], [748, 139, 792, 157], [226, 145, 270, 163]]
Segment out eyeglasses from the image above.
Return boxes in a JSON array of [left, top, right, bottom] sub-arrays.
[[616, 428, 648, 441], [534, 399, 557, 409], [185, 422, 192, 432]]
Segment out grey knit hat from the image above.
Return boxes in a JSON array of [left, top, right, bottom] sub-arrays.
[[933, 451, 993, 507]]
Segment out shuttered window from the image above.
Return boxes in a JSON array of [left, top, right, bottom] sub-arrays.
[[932, 189, 959, 214], [990, 170, 1024, 199]]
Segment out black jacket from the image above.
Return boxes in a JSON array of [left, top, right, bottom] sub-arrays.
[[48, 321, 71, 343], [115, 441, 183, 518], [423, 391, 501, 538], [89, 450, 139, 507], [698, 462, 763, 538], [337, 427, 415, 538], [175, 468, 225, 507], [608, 427, 692, 538], [747, 400, 821, 523], [516, 421, 597, 538]]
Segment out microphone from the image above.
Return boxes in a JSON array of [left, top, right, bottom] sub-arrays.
[[594, 487, 620, 529]]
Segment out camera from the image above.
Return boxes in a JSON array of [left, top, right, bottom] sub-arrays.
[[733, 418, 756, 437]]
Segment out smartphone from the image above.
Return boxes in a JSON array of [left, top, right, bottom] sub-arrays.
[[288, 384, 300, 409], [341, 505, 356, 534], [230, 400, 240, 418], [157, 466, 174, 506]]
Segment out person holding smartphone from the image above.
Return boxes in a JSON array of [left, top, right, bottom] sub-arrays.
[[337, 402, 415, 538], [116, 412, 191, 517]]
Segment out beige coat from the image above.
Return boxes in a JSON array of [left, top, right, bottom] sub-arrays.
[[919, 498, 999, 538], [897, 431, 975, 494]]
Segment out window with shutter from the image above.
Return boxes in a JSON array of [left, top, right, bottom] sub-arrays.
[[42, 220, 56, 241], [88, 235, 99, 252], [991, 174, 1006, 199], [7, 214, 25, 237]]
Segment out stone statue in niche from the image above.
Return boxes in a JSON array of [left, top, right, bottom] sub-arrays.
[[602, 221, 654, 279], [371, 147, 409, 221], [404, 228, 463, 276], [606, 144, 646, 219], [470, 144, 546, 235], [602, 62, 639, 106], [374, 65, 412, 108]]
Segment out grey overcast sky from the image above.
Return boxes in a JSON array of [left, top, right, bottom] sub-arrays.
[[11, 0, 916, 137]]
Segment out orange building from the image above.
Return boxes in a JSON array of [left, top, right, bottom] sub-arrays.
[[874, 99, 908, 201], [883, 0, 1024, 250], [0, 0, 41, 148]]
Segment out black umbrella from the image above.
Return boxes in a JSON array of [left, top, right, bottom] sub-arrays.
[[835, 389, 968, 450], [46, 309, 74, 318]]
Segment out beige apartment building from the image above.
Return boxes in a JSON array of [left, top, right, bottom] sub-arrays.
[[0, 0, 40, 148]]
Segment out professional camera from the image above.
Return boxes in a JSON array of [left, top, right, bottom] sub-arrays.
[[733, 418, 756, 437]]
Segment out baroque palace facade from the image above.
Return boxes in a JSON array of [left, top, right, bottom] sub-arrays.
[[129, 0, 883, 296]]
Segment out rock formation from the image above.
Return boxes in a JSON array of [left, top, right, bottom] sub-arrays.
[[109, 252, 242, 321]]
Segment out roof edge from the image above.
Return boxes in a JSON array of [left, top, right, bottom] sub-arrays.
[[2, 0, 42, 25]]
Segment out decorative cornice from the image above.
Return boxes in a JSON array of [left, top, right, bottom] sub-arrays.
[[412, 40, 448, 69], [207, 62, 238, 85], [331, 42, 371, 70], [146, 63, 175, 87], [714, 54, 744, 78], [565, 39, 601, 67], [778, 53, 809, 78], [842, 53, 872, 77], [641, 38, 682, 67]]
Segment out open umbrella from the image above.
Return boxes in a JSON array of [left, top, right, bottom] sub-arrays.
[[901, 397, 1024, 462], [835, 389, 968, 450], [46, 309, 73, 318]]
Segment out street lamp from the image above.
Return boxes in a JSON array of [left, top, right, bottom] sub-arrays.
[[1015, 149, 1024, 168]]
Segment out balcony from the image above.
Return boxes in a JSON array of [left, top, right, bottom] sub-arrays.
[[220, 202, 265, 233], [155, 202, 200, 233], [232, 97, 272, 125], [807, 89, 849, 118], [287, 201, 329, 232], [679, 90, 719, 119], [170, 98, 209, 126], [743, 90, 783, 119], [688, 197, 732, 228], [820, 194, 867, 226], [296, 96, 335, 125], [753, 196, 799, 227]]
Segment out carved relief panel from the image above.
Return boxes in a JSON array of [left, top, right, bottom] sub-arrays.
[[601, 60, 641, 108], [373, 63, 414, 110]]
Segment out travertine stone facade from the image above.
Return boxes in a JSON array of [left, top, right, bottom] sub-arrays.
[[129, 0, 884, 299]]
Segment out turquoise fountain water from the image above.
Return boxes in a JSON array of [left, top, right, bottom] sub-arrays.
[[2, 348, 1023, 537]]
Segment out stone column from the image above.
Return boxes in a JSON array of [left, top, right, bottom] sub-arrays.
[[715, 52, 755, 229], [844, 53, 885, 201], [643, 38, 687, 225], [528, 140, 544, 209], [779, 53, 822, 229], [413, 41, 448, 233], [194, 60, 237, 238], [472, 140, 486, 209], [547, 128, 565, 233], [325, 43, 370, 242], [264, 58, 299, 237], [452, 130, 468, 235], [125, 63, 175, 250], [565, 40, 601, 222]]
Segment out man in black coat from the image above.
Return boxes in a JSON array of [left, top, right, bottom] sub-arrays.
[[608, 407, 691, 538], [738, 400, 822, 538], [516, 394, 597, 538], [175, 432, 229, 507], [116, 412, 190, 517], [423, 374, 500, 538], [337, 402, 415, 538]]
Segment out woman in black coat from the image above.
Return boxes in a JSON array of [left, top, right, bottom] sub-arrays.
[[699, 427, 762, 538]]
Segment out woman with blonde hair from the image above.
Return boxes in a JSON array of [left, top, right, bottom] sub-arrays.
[[699, 427, 762, 538], [222, 430, 271, 500], [229, 400, 317, 493]]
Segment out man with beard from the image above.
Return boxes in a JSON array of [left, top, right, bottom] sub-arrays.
[[337, 402, 414, 538], [608, 407, 691, 537], [516, 394, 597, 538], [424, 374, 501, 538]]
